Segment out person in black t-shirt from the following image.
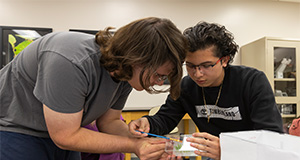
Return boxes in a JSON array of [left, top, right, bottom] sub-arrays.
[[129, 21, 283, 160]]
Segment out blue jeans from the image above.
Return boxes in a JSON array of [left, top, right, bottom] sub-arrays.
[[0, 131, 80, 160]]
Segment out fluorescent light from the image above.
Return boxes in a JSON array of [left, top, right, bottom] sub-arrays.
[[12, 30, 42, 39]]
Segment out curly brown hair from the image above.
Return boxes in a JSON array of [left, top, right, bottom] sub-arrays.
[[96, 17, 187, 100], [183, 21, 238, 64]]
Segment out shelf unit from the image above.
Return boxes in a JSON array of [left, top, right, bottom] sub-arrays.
[[241, 37, 300, 123]]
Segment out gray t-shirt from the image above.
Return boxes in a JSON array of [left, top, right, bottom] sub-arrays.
[[0, 32, 132, 138]]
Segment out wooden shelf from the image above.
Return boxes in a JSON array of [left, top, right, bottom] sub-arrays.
[[281, 114, 297, 118], [274, 78, 296, 81]]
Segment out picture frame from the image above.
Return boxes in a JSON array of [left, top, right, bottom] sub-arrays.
[[0, 26, 53, 69]]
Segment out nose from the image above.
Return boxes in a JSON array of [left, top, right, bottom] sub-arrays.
[[193, 67, 204, 77]]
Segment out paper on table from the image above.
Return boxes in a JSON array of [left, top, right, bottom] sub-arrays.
[[220, 130, 300, 160], [257, 144, 300, 160]]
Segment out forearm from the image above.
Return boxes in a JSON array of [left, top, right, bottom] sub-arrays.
[[97, 119, 132, 137], [54, 126, 136, 154], [146, 109, 184, 135], [44, 106, 137, 154]]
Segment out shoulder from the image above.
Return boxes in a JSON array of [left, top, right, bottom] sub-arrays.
[[227, 65, 266, 80], [226, 65, 270, 89], [39, 32, 97, 52], [39, 32, 100, 64], [43, 31, 94, 40]]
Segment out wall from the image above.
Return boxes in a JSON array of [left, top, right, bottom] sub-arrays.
[[1, 0, 299, 109]]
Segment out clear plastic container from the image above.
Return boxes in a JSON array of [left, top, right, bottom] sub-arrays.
[[165, 134, 199, 157]]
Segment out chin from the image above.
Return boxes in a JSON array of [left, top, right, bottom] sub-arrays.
[[197, 83, 209, 88], [133, 87, 144, 91]]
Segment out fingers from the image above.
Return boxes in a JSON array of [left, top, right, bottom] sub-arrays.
[[186, 132, 221, 160], [128, 117, 149, 132], [145, 144, 166, 159], [128, 118, 150, 137], [128, 120, 140, 134], [137, 138, 167, 160], [133, 130, 149, 137], [188, 136, 219, 152], [159, 152, 169, 160], [165, 154, 182, 160], [192, 132, 219, 141], [135, 118, 150, 133]]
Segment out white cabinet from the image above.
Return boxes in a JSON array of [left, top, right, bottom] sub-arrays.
[[241, 37, 300, 122]]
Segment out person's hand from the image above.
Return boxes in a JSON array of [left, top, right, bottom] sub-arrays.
[[134, 137, 167, 160], [186, 132, 220, 160], [128, 117, 150, 137], [164, 154, 182, 160], [158, 140, 182, 160], [158, 154, 182, 160]]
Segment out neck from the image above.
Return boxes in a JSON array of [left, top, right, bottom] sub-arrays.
[[212, 69, 225, 87]]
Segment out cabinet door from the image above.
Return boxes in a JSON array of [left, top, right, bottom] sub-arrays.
[[277, 103, 297, 118], [268, 40, 299, 98]]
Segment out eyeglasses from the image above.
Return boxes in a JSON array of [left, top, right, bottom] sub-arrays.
[[154, 71, 168, 82], [185, 57, 223, 74]]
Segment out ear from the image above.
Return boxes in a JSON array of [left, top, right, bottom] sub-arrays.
[[222, 56, 230, 67]]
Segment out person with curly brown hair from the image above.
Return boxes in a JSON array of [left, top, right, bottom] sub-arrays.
[[0, 17, 187, 160], [129, 21, 283, 160]]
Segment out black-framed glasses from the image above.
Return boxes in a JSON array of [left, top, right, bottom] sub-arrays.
[[185, 57, 224, 73], [154, 71, 168, 82]]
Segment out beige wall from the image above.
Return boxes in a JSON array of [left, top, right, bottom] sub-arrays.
[[1, 0, 299, 109], [1, 0, 299, 49]]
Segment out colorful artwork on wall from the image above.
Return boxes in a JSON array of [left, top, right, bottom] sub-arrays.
[[0, 26, 52, 68]]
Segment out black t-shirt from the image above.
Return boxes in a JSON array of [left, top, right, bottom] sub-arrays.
[[146, 65, 283, 136]]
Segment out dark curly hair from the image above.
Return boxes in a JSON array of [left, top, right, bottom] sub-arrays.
[[183, 21, 238, 64], [96, 17, 187, 100]]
